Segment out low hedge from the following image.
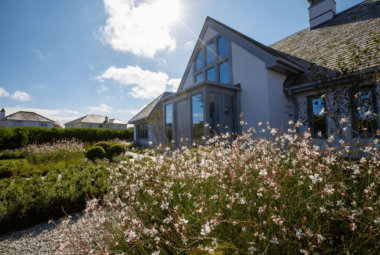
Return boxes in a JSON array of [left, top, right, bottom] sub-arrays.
[[94, 142, 112, 152], [0, 162, 110, 235], [87, 146, 107, 160], [0, 150, 25, 160], [0, 126, 133, 150], [107, 144, 126, 158]]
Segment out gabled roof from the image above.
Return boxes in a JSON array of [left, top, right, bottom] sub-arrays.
[[1, 111, 54, 123], [64, 114, 106, 125], [177, 16, 305, 91], [128, 92, 173, 124], [270, 0, 380, 88], [108, 119, 127, 124]]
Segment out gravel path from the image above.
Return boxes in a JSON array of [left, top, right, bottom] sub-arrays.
[[0, 214, 82, 255]]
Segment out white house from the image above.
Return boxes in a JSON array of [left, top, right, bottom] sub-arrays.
[[64, 114, 128, 130], [129, 0, 380, 148], [0, 108, 55, 128]]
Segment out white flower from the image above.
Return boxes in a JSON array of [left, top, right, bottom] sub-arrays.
[[270, 237, 279, 245], [259, 233, 266, 240], [320, 108, 325, 115], [148, 141, 153, 146], [374, 218, 380, 225], [317, 234, 325, 242], [295, 229, 305, 239], [152, 251, 160, 255], [289, 120, 293, 125], [160, 201, 169, 210], [240, 121, 244, 125], [242, 227, 246, 232], [204, 123, 209, 127], [258, 122, 262, 126]]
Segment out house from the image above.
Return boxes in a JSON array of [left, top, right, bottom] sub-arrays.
[[129, 0, 380, 148], [0, 108, 55, 128], [128, 92, 173, 145], [64, 114, 128, 129]]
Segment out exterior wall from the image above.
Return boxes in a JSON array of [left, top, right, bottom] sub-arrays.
[[231, 42, 271, 131], [203, 27, 219, 43], [0, 121, 53, 128], [133, 121, 155, 146]]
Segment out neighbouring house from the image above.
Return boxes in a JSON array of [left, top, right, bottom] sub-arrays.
[[129, 0, 380, 148], [0, 108, 55, 128], [128, 92, 173, 146], [64, 114, 128, 130]]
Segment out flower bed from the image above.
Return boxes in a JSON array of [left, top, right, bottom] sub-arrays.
[[54, 121, 380, 254]]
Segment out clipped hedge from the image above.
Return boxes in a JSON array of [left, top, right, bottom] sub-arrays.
[[87, 146, 107, 160], [107, 144, 126, 158], [0, 127, 133, 150], [94, 142, 112, 152]]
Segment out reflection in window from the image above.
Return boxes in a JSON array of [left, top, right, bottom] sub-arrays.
[[219, 61, 229, 84], [356, 89, 376, 134], [192, 94, 204, 146], [209, 93, 222, 136], [224, 95, 235, 133], [309, 97, 326, 136], [207, 68, 215, 82], [196, 50, 203, 70], [138, 124, 148, 139], [196, 73, 204, 83], [218, 37, 228, 58], [166, 104, 173, 142], [206, 43, 214, 65]]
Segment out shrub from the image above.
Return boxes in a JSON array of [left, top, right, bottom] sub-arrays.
[[86, 146, 106, 160], [107, 144, 126, 158], [0, 149, 25, 160], [94, 142, 112, 152]]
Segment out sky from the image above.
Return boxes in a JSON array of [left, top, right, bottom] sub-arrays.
[[0, 0, 365, 126]]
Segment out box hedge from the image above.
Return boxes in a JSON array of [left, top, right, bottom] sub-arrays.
[[0, 127, 133, 150], [107, 144, 126, 158], [86, 146, 107, 160]]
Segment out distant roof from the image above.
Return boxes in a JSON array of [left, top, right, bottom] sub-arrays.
[[270, 0, 380, 88], [128, 92, 173, 124], [64, 114, 106, 125], [1, 111, 54, 122], [108, 119, 127, 124]]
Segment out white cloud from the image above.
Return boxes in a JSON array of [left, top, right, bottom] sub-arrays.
[[35, 49, 52, 59], [118, 104, 147, 115], [167, 78, 181, 92], [106, 95, 116, 99], [33, 84, 44, 89], [184, 41, 194, 48], [97, 65, 180, 99], [0, 88, 9, 97], [11, 91, 32, 101], [100, 0, 179, 58], [97, 84, 108, 93], [4, 107, 80, 125], [85, 104, 114, 113]]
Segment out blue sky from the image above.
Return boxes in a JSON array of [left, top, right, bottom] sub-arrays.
[[0, 0, 364, 125]]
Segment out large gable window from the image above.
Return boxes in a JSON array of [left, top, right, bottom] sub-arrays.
[[218, 37, 228, 58], [196, 73, 204, 83], [308, 96, 327, 137], [207, 68, 215, 82], [219, 61, 230, 84], [196, 50, 203, 70], [206, 43, 215, 65]]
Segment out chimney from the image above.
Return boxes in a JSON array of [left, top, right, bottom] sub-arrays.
[[308, 0, 336, 28], [0, 108, 5, 120], [105, 116, 109, 123]]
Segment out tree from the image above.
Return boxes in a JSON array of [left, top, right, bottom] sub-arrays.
[[147, 104, 164, 146], [53, 122, 63, 129]]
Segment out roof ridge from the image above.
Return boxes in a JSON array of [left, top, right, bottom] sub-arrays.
[[269, 0, 375, 47]]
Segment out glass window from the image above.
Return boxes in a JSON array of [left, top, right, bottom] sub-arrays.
[[166, 104, 173, 142], [12, 121, 23, 127], [196, 73, 204, 83], [209, 93, 222, 136], [356, 89, 376, 134], [192, 94, 204, 146], [196, 50, 203, 70], [206, 43, 214, 65], [40, 123, 47, 127], [218, 37, 228, 58], [87, 123, 91, 128], [309, 97, 327, 136], [99, 124, 103, 128], [224, 95, 235, 133], [207, 68, 215, 82], [219, 61, 230, 84], [138, 124, 148, 139]]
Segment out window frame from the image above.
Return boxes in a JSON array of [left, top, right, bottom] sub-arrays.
[[12, 121, 23, 127], [194, 35, 232, 84], [307, 95, 328, 138], [190, 93, 204, 146], [137, 123, 148, 140], [99, 124, 103, 129], [87, 123, 92, 128], [39, 122, 47, 127]]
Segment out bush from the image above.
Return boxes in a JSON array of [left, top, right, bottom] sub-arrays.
[[94, 142, 112, 152], [0, 126, 134, 150], [107, 144, 126, 158], [86, 146, 106, 160], [0, 149, 25, 160]]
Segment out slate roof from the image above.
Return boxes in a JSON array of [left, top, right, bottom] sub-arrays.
[[128, 92, 173, 124], [270, 0, 380, 88], [64, 114, 106, 125], [1, 111, 54, 122]]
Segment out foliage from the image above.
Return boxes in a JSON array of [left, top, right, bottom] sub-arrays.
[[0, 149, 25, 160], [94, 141, 113, 152], [86, 146, 107, 161], [107, 144, 126, 158], [0, 126, 133, 150], [54, 120, 380, 254]]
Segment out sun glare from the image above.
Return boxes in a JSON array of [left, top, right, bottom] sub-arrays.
[[156, 0, 181, 23]]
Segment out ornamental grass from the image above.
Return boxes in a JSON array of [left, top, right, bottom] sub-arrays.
[[53, 120, 380, 255]]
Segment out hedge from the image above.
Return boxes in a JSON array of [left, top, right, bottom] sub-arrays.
[[0, 127, 134, 150]]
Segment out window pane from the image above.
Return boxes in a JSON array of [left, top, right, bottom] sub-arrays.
[[192, 94, 204, 146], [166, 104, 173, 142], [310, 98, 326, 135], [196, 73, 204, 83], [196, 50, 203, 70], [209, 93, 222, 136], [357, 90, 375, 134], [218, 37, 228, 58], [219, 61, 229, 84], [207, 68, 215, 82], [224, 95, 235, 133], [206, 43, 214, 65]]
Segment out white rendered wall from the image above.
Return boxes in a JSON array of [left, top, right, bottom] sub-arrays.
[[231, 42, 271, 131], [203, 27, 218, 43]]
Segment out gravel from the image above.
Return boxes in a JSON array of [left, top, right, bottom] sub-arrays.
[[0, 214, 82, 255]]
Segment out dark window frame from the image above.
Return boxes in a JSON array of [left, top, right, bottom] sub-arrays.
[[307, 95, 328, 138], [137, 124, 148, 140]]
